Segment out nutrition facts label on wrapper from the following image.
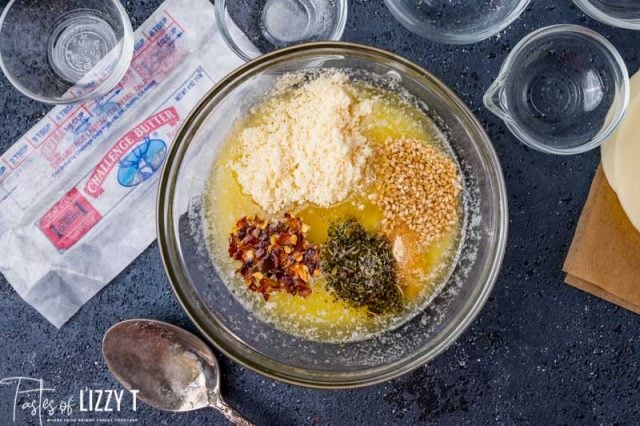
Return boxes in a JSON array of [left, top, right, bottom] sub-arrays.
[[0, 0, 257, 328]]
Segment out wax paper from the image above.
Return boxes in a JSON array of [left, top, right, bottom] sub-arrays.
[[563, 167, 640, 314]]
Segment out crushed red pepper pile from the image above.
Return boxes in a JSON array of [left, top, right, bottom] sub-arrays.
[[228, 213, 320, 300]]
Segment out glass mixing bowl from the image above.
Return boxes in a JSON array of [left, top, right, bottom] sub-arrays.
[[384, 0, 530, 45], [157, 42, 508, 389]]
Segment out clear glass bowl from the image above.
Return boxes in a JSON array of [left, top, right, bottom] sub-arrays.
[[484, 25, 629, 155], [0, 0, 134, 104], [574, 0, 640, 30], [384, 0, 530, 45], [216, 0, 348, 62], [157, 43, 508, 389]]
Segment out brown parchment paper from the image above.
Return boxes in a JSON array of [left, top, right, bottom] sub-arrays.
[[563, 167, 640, 314]]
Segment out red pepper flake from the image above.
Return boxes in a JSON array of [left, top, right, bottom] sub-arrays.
[[228, 213, 320, 300]]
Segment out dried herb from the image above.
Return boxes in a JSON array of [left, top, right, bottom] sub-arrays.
[[228, 213, 320, 300], [321, 218, 402, 315]]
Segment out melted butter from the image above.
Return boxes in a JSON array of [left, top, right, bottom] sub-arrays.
[[266, 280, 373, 341], [205, 81, 462, 342]]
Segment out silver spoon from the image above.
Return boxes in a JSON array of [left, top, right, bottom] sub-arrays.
[[102, 319, 253, 425]]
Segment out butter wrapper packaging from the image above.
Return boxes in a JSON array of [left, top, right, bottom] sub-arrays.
[[0, 0, 256, 327]]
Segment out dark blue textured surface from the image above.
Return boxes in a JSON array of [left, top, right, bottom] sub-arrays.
[[1, 1, 639, 424]]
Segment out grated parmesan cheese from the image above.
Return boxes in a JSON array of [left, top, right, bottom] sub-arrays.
[[230, 72, 373, 214]]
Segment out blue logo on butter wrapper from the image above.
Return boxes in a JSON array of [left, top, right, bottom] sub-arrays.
[[117, 136, 167, 188]]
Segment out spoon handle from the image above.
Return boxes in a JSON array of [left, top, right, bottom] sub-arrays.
[[212, 396, 254, 426]]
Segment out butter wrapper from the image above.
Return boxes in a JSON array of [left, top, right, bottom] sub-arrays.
[[0, 0, 256, 327]]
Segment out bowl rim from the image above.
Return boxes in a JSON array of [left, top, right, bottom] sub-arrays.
[[0, 0, 134, 104], [215, 0, 349, 62], [573, 0, 640, 30], [157, 41, 509, 389], [383, 0, 531, 45]]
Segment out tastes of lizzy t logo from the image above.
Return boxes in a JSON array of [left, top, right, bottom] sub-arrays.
[[0, 376, 139, 424]]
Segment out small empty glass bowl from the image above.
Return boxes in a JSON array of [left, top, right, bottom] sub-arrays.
[[384, 0, 530, 45], [0, 0, 134, 104], [216, 0, 348, 62], [484, 25, 629, 155], [574, 0, 640, 30]]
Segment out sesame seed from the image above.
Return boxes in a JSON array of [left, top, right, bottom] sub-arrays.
[[373, 137, 461, 246]]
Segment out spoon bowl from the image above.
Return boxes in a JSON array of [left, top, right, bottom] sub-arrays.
[[103, 319, 252, 424]]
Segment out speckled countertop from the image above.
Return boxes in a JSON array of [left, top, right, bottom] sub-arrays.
[[0, 1, 638, 424]]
